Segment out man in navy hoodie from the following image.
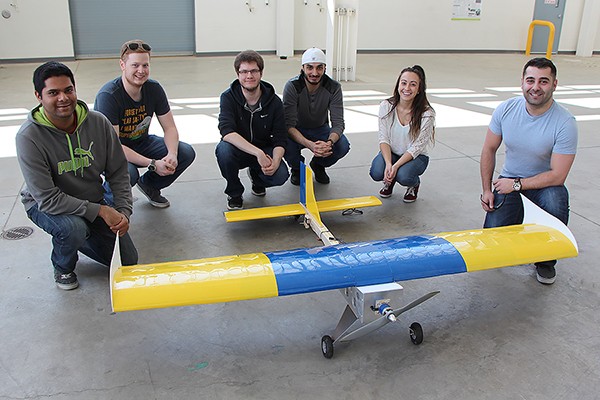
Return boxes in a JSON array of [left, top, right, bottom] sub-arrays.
[[216, 50, 289, 210]]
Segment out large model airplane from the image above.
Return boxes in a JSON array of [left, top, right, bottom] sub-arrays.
[[110, 164, 578, 358]]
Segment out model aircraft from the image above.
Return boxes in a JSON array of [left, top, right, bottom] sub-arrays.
[[110, 163, 578, 358]]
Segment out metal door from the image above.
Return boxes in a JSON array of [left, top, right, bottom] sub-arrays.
[[69, 0, 195, 59], [531, 0, 566, 54]]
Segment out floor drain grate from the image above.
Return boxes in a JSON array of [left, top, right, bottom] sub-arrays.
[[1, 226, 34, 240]]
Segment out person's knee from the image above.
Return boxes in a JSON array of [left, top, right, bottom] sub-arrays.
[[335, 136, 351, 158], [215, 141, 235, 165], [273, 165, 290, 185], [534, 187, 569, 224], [178, 142, 196, 168], [128, 163, 140, 186], [369, 165, 384, 181], [56, 216, 88, 245]]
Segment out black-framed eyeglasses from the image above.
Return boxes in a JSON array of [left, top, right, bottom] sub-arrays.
[[238, 69, 261, 76], [121, 42, 151, 57], [480, 193, 506, 211]]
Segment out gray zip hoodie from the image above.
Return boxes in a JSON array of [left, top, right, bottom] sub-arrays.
[[16, 100, 132, 221]]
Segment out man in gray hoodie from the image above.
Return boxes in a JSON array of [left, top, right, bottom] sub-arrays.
[[16, 62, 138, 290]]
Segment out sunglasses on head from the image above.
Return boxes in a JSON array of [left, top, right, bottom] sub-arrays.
[[122, 42, 151, 57]]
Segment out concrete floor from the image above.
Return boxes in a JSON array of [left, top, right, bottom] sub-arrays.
[[1, 53, 599, 399]]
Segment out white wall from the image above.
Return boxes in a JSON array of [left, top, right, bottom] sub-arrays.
[[293, 1, 327, 51], [560, 0, 585, 52], [195, 1, 278, 53], [357, 1, 534, 51], [357, 0, 595, 53], [1, 0, 598, 61], [0, 0, 73, 60]]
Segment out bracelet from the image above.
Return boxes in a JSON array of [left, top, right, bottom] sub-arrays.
[[327, 138, 334, 145]]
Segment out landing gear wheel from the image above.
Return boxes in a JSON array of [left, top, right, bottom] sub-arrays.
[[409, 322, 423, 345], [321, 335, 334, 358]]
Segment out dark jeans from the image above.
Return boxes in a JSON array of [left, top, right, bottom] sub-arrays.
[[215, 141, 290, 197], [369, 152, 429, 187], [484, 184, 570, 269], [104, 135, 196, 204], [27, 204, 138, 274], [284, 124, 351, 170]]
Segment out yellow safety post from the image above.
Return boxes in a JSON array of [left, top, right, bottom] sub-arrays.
[[526, 20, 556, 59]]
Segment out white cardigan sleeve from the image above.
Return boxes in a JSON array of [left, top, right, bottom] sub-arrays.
[[377, 100, 394, 145], [407, 108, 435, 158]]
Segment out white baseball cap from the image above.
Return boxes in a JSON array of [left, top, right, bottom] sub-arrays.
[[302, 47, 326, 65]]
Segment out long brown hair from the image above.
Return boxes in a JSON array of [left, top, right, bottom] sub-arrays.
[[385, 65, 434, 142]]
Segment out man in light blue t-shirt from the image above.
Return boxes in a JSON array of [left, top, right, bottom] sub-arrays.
[[480, 57, 577, 285]]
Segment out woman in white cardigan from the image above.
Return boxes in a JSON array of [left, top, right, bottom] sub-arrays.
[[369, 65, 435, 202]]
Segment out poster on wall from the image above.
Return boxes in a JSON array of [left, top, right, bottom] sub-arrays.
[[452, 0, 482, 21]]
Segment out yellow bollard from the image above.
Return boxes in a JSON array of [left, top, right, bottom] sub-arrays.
[[526, 20, 556, 59]]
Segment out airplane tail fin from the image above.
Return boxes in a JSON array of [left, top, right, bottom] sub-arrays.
[[300, 161, 323, 226], [109, 234, 122, 312]]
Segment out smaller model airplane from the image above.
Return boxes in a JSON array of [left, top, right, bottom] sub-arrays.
[[110, 164, 578, 358], [224, 164, 382, 245]]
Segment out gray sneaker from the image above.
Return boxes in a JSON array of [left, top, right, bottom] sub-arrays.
[[536, 264, 556, 285], [54, 270, 79, 290], [137, 180, 170, 208]]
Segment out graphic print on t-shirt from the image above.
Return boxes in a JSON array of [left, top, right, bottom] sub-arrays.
[[120, 105, 150, 141]]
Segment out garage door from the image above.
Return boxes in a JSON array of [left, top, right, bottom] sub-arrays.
[[69, 0, 195, 58]]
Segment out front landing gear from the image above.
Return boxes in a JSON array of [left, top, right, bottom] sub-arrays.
[[320, 283, 439, 358], [321, 335, 334, 359], [409, 322, 424, 345]]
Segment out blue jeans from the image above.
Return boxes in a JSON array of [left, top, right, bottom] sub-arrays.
[[284, 125, 351, 170], [369, 152, 429, 187], [104, 135, 196, 204], [26, 204, 138, 274], [215, 141, 290, 197], [483, 184, 570, 268]]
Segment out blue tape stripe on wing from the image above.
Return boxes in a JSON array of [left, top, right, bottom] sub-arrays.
[[267, 236, 467, 296]]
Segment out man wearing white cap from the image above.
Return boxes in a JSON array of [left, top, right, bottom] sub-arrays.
[[283, 47, 350, 185]]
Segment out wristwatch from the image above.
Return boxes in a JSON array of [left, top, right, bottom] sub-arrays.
[[513, 178, 522, 192], [147, 159, 157, 172]]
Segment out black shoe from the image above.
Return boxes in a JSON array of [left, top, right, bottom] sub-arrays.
[[227, 196, 243, 210], [137, 180, 170, 208], [536, 264, 556, 285], [251, 185, 266, 196], [290, 169, 301, 186], [247, 169, 266, 196], [310, 160, 330, 184], [54, 270, 79, 290]]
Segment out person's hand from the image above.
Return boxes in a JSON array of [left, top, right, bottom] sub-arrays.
[[256, 152, 273, 170], [492, 178, 515, 194], [98, 205, 130, 236], [480, 191, 496, 212], [384, 163, 398, 185], [155, 158, 176, 176], [162, 152, 178, 169], [262, 156, 281, 176], [310, 140, 333, 158]]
